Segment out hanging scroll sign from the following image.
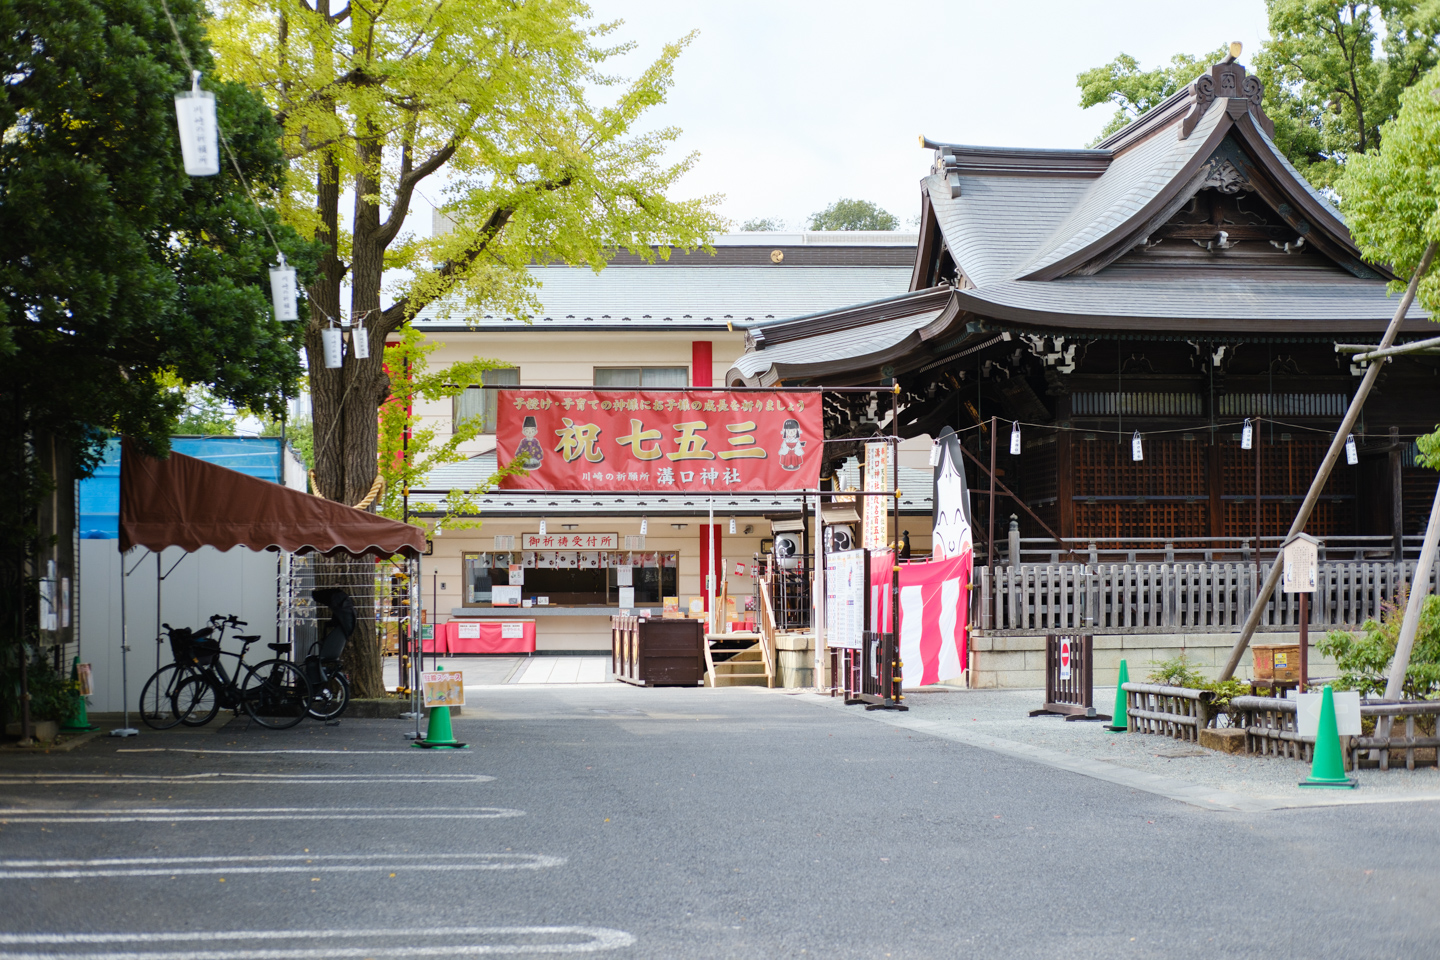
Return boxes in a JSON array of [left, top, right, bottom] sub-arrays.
[[269, 255, 299, 322], [174, 71, 219, 177]]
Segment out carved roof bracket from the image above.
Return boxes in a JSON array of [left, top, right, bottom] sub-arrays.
[[1180, 58, 1273, 140]]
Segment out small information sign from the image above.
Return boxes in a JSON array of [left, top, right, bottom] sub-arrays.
[[825, 548, 867, 650], [421, 671, 465, 708], [500, 621, 525, 639], [1296, 690, 1361, 736], [1059, 636, 1072, 681], [457, 622, 481, 639], [1282, 533, 1319, 594]]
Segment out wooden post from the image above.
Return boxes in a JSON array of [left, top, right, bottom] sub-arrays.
[[1391, 426, 1405, 561], [1299, 591, 1308, 692], [1220, 241, 1437, 681]]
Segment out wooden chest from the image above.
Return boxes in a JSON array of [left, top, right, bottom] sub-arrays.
[[1253, 643, 1300, 682]]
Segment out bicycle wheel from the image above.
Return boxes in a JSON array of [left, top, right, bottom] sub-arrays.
[[139, 664, 192, 730], [241, 659, 311, 729], [306, 671, 350, 721], [173, 675, 220, 727]]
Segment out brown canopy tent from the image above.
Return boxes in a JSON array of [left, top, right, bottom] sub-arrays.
[[119, 437, 424, 558], [110, 438, 426, 736]]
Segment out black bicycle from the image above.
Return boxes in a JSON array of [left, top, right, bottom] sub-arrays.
[[138, 616, 233, 730], [171, 631, 312, 730]]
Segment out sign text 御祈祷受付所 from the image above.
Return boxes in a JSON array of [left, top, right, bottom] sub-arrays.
[[497, 390, 822, 492]]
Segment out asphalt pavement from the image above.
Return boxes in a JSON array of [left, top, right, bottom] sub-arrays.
[[3, 683, 1439, 959]]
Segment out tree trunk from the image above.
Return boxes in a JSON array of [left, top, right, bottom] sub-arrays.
[[303, 130, 397, 700]]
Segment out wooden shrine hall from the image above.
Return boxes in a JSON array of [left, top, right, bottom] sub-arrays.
[[728, 51, 1440, 568]]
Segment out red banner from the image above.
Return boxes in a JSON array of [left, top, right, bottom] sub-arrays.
[[497, 390, 822, 492]]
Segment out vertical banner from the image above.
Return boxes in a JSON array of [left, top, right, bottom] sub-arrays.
[[898, 554, 971, 688], [496, 389, 821, 491], [862, 441, 890, 550]]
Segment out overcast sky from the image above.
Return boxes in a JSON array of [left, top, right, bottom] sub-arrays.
[[580, 0, 1271, 231]]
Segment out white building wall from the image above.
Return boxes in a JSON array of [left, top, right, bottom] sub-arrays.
[[79, 543, 283, 713]]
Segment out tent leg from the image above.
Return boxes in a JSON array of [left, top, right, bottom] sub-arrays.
[[111, 549, 138, 737]]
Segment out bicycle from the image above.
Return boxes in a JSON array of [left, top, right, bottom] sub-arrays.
[[137, 616, 233, 730], [171, 630, 312, 730]]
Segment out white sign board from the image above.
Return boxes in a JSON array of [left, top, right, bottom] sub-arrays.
[[825, 549, 866, 649], [522, 532, 618, 550], [616, 565, 633, 586], [500, 621, 525, 639], [1296, 691, 1362, 737], [491, 585, 522, 606], [618, 586, 635, 609], [1282, 535, 1318, 594], [862, 442, 890, 551], [1059, 635, 1073, 681], [457, 622, 481, 639]]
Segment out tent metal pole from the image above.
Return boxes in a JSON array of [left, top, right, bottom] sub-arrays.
[[111, 548, 138, 737]]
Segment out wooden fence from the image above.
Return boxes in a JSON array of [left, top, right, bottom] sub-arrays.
[[976, 561, 1439, 635]]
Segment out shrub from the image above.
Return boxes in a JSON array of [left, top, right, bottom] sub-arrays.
[[1147, 652, 1206, 688], [1318, 591, 1440, 699]]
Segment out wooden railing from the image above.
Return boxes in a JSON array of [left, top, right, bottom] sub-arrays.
[[976, 561, 1439, 635]]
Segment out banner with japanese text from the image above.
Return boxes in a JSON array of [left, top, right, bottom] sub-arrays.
[[497, 390, 821, 492]]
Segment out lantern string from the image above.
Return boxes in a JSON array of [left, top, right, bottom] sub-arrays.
[[158, 0, 284, 261]]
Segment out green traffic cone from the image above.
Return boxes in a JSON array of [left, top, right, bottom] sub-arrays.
[[60, 656, 97, 733], [1105, 659, 1130, 731], [1299, 685, 1356, 789], [412, 665, 467, 749]]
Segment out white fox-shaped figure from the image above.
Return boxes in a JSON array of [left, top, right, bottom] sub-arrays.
[[931, 425, 974, 561]]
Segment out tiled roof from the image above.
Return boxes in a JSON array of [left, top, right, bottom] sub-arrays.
[[412, 265, 913, 329]]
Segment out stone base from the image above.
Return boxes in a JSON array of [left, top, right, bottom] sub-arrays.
[[1199, 728, 1246, 754]]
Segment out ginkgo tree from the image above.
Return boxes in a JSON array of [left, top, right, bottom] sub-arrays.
[[209, 0, 723, 694]]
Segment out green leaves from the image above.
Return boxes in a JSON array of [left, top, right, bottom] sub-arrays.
[[1320, 593, 1440, 698], [806, 199, 899, 232], [1076, 48, 1227, 146]]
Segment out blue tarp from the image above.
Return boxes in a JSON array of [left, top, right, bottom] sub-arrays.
[[79, 437, 286, 539]]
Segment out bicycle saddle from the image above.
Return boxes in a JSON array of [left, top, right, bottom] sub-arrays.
[[268, 642, 292, 653], [235, 634, 261, 642]]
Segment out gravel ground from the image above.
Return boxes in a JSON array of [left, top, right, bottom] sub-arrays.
[[897, 686, 1440, 805]]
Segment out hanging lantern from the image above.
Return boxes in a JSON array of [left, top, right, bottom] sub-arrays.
[[321, 326, 344, 369], [352, 324, 370, 360], [729, 517, 737, 535], [1009, 420, 1022, 456], [1241, 418, 1253, 450], [174, 71, 219, 176], [269, 255, 298, 322], [539, 518, 547, 536], [640, 516, 648, 536], [1131, 430, 1144, 462], [1346, 434, 1358, 465], [928, 441, 940, 467]]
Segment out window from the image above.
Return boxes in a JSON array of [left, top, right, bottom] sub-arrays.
[[594, 367, 688, 388], [454, 368, 519, 433], [461, 551, 678, 607]]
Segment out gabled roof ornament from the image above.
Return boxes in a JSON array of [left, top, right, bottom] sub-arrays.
[[1180, 42, 1274, 140]]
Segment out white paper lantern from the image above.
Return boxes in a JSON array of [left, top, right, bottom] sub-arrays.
[[773, 532, 801, 569], [539, 518, 547, 536], [1345, 434, 1358, 465], [729, 517, 737, 535], [269, 256, 299, 322], [640, 517, 648, 536], [1241, 418, 1253, 450], [1131, 431, 1144, 462], [321, 327, 344, 369], [928, 441, 940, 467], [824, 525, 855, 553], [352, 324, 370, 360], [173, 72, 219, 176], [1009, 421, 1022, 456]]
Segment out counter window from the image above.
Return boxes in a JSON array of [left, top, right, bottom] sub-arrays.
[[462, 551, 677, 607]]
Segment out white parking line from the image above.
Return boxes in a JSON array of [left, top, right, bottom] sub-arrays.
[[0, 853, 563, 879], [117, 749, 459, 756], [0, 774, 494, 786], [0, 806, 523, 824], [0, 925, 635, 957]]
